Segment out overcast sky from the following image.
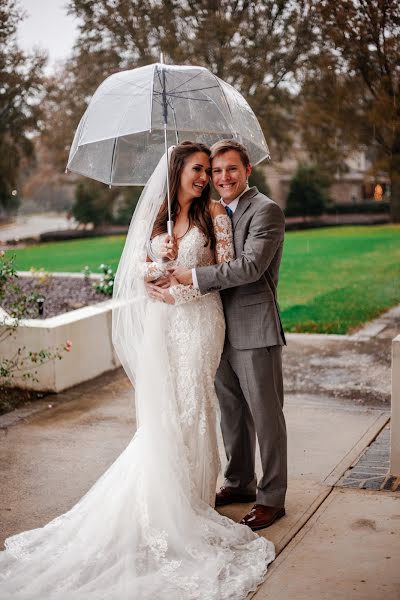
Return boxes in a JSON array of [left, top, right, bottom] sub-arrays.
[[17, 0, 79, 69]]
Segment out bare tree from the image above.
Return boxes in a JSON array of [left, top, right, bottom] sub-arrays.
[[301, 0, 400, 220], [0, 0, 46, 215], [45, 0, 316, 170]]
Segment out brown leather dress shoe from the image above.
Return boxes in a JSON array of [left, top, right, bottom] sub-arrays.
[[240, 504, 286, 531], [215, 486, 256, 507]]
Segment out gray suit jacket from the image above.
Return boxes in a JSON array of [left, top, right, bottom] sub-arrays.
[[196, 187, 286, 350]]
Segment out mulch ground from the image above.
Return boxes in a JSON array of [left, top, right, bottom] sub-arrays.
[[2, 276, 107, 319], [0, 388, 51, 416]]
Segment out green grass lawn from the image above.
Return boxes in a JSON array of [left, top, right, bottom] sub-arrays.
[[6, 225, 400, 334], [279, 225, 400, 333], [9, 235, 126, 273]]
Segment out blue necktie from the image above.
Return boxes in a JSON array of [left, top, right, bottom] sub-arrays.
[[225, 205, 234, 220]]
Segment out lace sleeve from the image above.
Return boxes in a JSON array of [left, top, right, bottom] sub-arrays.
[[213, 213, 235, 263], [140, 261, 169, 282], [169, 284, 201, 305], [139, 234, 177, 281], [169, 214, 234, 304]]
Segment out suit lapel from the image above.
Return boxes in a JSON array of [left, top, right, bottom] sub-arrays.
[[232, 187, 258, 230]]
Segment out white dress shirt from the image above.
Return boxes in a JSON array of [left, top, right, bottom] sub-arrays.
[[192, 185, 250, 288]]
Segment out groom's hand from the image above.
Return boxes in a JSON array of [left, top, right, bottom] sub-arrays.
[[170, 267, 193, 285]]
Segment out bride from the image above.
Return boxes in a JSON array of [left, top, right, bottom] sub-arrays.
[[0, 142, 274, 599]]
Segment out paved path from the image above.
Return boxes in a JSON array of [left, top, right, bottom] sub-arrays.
[[0, 213, 71, 243], [253, 488, 400, 600], [1, 307, 399, 598]]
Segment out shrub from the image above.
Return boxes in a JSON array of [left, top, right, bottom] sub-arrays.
[[285, 165, 329, 218], [325, 201, 390, 214], [249, 167, 270, 197], [72, 181, 114, 226], [113, 187, 143, 225]]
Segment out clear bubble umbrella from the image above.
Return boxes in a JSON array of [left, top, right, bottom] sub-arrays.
[[66, 61, 270, 234]]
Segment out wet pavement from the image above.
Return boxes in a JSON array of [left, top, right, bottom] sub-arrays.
[[284, 334, 391, 405], [0, 212, 71, 243], [283, 305, 400, 407], [0, 369, 135, 541], [0, 306, 399, 598]]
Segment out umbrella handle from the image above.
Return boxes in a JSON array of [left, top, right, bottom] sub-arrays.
[[167, 220, 174, 236]]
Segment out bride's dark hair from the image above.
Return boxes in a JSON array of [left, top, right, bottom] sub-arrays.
[[151, 141, 215, 249]]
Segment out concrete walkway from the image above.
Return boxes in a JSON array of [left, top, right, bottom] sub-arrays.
[[0, 212, 71, 243], [1, 308, 399, 598]]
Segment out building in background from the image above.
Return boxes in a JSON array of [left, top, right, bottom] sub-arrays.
[[263, 139, 390, 209]]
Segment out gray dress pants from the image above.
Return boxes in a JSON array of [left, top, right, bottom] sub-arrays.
[[215, 339, 287, 508]]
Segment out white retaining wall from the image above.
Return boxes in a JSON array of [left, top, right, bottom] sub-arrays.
[[1, 300, 120, 392]]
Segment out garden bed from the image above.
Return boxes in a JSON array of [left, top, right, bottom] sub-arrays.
[[2, 274, 106, 319]]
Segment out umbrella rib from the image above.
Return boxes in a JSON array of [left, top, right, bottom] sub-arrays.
[[71, 107, 88, 160], [192, 86, 233, 130], [155, 65, 170, 127], [167, 96, 180, 144], [161, 126, 234, 135], [109, 138, 117, 185], [155, 66, 165, 93], [153, 85, 219, 97], [210, 73, 235, 133], [150, 63, 155, 134], [166, 94, 212, 101], [171, 85, 220, 94], [167, 71, 203, 94]]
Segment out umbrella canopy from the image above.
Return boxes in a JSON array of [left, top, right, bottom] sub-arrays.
[[66, 63, 270, 186]]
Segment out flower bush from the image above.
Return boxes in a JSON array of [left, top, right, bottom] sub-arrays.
[[29, 266, 53, 286], [94, 263, 115, 296]]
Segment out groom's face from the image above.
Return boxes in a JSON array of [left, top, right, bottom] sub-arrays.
[[211, 150, 252, 204]]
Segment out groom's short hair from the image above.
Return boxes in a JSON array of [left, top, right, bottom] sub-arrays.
[[210, 139, 251, 168]]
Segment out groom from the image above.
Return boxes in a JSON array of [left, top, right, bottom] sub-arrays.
[[172, 140, 287, 531]]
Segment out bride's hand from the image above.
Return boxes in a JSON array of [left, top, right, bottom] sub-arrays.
[[153, 275, 171, 289], [152, 274, 179, 288], [146, 282, 175, 304], [160, 234, 178, 261]]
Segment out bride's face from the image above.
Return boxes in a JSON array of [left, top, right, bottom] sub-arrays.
[[178, 152, 210, 201]]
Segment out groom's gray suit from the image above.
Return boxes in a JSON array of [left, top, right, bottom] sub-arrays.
[[195, 186, 287, 508]]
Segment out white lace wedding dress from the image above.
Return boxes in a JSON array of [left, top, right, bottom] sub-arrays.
[[0, 214, 275, 600]]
